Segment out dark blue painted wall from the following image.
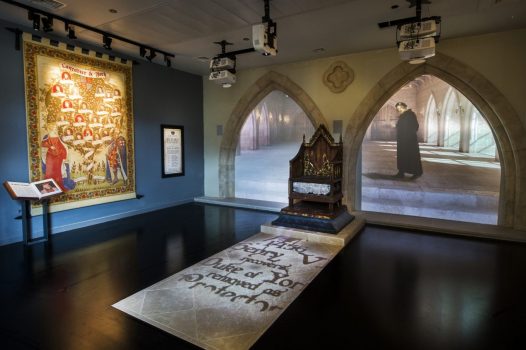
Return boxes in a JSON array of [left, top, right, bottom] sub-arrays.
[[0, 20, 204, 245]]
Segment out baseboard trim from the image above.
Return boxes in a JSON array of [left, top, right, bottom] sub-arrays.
[[194, 197, 526, 244], [358, 211, 526, 243], [194, 196, 284, 213], [1, 199, 194, 246]]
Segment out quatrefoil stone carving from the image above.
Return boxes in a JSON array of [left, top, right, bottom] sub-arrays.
[[323, 61, 354, 93]]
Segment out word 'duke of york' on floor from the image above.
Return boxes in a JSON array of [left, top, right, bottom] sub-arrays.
[[179, 235, 329, 312]]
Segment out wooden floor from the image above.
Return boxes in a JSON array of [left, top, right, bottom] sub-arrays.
[[1, 203, 525, 349]]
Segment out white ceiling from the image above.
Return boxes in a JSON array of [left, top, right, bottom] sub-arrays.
[[1, 0, 525, 76]]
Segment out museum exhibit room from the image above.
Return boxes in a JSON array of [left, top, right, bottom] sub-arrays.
[[1, 0, 526, 349]]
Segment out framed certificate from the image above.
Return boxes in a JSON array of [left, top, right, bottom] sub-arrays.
[[161, 125, 185, 178]]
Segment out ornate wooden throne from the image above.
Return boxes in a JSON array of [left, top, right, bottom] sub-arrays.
[[272, 124, 353, 233]]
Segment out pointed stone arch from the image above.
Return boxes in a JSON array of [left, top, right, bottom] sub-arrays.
[[219, 71, 328, 197], [343, 52, 526, 229], [424, 94, 438, 144]]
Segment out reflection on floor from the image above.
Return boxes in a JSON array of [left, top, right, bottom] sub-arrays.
[[235, 140, 500, 225], [3, 204, 526, 349], [362, 141, 500, 224]]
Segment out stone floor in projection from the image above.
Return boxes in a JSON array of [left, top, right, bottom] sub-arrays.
[[113, 232, 341, 350], [235, 141, 501, 224]]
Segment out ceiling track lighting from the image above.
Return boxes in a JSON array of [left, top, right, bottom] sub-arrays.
[[65, 22, 77, 40], [145, 49, 156, 62], [4, 2, 174, 67], [41, 15, 53, 32], [103, 35, 112, 50], [164, 54, 171, 67], [28, 11, 40, 31]]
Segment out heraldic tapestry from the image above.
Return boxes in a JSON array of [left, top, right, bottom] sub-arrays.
[[23, 35, 136, 213]]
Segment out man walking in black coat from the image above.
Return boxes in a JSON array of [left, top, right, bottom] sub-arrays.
[[394, 102, 423, 180]]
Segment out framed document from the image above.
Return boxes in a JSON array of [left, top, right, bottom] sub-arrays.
[[161, 125, 185, 177]]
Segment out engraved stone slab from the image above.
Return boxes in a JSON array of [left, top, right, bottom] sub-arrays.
[[113, 232, 342, 350]]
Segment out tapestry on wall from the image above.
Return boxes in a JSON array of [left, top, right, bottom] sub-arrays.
[[23, 34, 135, 214]]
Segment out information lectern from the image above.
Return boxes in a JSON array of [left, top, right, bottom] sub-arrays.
[[3, 179, 62, 245]]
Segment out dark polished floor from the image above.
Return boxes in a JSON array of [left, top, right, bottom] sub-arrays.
[[1, 203, 525, 350]]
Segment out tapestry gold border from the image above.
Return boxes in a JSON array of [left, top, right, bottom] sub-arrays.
[[22, 34, 136, 214]]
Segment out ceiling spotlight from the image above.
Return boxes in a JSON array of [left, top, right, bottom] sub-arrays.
[[103, 35, 112, 50], [146, 49, 156, 61], [67, 24, 77, 39], [164, 55, 172, 67], [28, 11, 40, 31], [42, 16, 53, 32], [139, 46, 146, 57]]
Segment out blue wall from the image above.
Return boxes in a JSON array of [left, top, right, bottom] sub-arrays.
[[0, 20, 204, 245]]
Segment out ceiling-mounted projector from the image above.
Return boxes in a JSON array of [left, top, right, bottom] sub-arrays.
[[209, 57, 235, 71], [399, 37, 435, 62], [209, 70, 236, 88], [209, 55, 236, 87], [252, 23, 277, 56], [398, 19, 437, 40]]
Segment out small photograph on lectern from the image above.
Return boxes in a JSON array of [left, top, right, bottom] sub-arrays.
[[33, 179, 62, 197]]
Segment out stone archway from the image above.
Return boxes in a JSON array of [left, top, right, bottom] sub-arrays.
[[219, 71, 328, 198], [343, 52, 526, 229]]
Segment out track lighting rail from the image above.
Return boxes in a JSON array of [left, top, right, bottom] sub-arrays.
[[1, 0, 175, 62]]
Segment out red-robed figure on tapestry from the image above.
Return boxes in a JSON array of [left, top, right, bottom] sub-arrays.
[[41, 122, 68, 191]]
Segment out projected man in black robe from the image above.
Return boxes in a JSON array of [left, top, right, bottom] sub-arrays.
[[394, 102, 423, 180]]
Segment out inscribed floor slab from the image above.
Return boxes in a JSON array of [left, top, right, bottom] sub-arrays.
[[113, 232, 341, 350]]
